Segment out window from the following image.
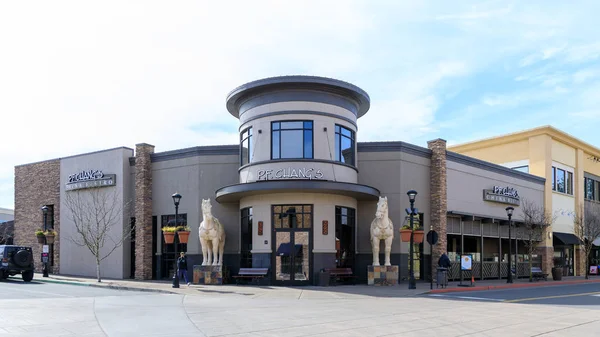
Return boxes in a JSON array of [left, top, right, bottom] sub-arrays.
[[586, 177, 600, 202], [512, 165, 529, 173], [271, 121, 313, 159], [273, 205, 312, 229], [240, 127, 252, 166], [335, 206, 355, 268], [160, 213, 187, 279], [334, 125, 355, 166], [240, 207, 253, 268], [552, 166, 573, 195]]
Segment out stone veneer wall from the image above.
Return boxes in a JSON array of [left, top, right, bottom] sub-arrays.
[[536, 246, 554, 277], [428, 139, 447, 280], [14, 160, 61, 274], [134, 143, 154, 280], [576, 247, 586, 277]]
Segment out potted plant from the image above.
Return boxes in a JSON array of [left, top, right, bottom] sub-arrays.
[[399, 225, 412, 242], [413, 226, 424, 243], [552, 257, 563, 281], [44, 230, 56, 244], [162, 226, 177, 244], [35, 229, 45, 244], [176, 226, 191, 244]]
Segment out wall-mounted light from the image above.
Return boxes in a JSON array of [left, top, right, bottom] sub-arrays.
[[258, 129, 262, 134], [322, 220, 328, 235], [323, 127, 327, 132], [258, 221, 263, 236]]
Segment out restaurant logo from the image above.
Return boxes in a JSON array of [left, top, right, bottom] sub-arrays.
[[257, 167, 324, 181], [483, 185, 520, 206], [66, 169, 116, 191]]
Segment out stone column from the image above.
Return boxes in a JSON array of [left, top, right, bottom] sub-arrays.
[[576, 246, 586, 277], [14, 159, 61, 274], [428, 139, 447, 281], [536, 246, 554, 277], [134, 143, 154, 280]]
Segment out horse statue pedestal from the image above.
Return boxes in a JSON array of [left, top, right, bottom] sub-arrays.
[[193, 265, 224, 285], [367, 265, 399, 286]]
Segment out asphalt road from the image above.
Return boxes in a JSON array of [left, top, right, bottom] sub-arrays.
[[426, 282, 600, 307]]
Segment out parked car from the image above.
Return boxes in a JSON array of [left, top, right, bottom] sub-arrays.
[[0, 245, 35, 282]]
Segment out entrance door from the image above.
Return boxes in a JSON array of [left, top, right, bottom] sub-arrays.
[[272, 205, 312, 285]]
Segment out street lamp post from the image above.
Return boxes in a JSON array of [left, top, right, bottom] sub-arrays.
[[407, 190, 418, 290], [506, 206, 514, 284], [171, 192, 182, 288], [41, 205, 49, 278]]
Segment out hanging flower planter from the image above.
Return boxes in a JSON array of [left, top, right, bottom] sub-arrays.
[[162, 226, 177, 244], [35, 230, 45, 244], [44, 232, 56, 244], [412, 229, 424, 243], [177, 226, 191, 244], [400, 227, 412, 242]]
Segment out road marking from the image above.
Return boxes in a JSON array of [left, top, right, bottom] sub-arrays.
[[504, 291, 600, 303], [429, 294, 504, 302]]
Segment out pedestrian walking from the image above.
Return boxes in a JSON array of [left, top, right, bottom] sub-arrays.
[[177, 252, 190, 286]]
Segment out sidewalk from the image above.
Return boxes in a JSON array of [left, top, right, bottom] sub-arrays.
[[32, 272, 600, 299]]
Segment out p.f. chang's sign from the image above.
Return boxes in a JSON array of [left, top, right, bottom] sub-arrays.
[[257, 167, 324, 181], [66, 170, 116, 191], [483, 186, 520, 206]]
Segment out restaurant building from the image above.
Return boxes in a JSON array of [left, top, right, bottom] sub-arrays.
[[449, 126, 600, 277], [14, 76, 547, 285]]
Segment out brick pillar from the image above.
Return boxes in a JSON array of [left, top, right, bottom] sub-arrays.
[[536, 246, 554, 277], [576, 246, 586, 276], [14, 160, 61, 274], [134, 143, 154, 280], [428, 139, 447, 280]]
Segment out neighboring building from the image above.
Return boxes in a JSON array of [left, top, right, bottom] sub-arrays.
[[449, 126, 600, 277], [14, 76, 546, 284], [0, 208, 14, 244]]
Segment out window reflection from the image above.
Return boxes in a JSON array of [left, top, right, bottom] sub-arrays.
[[334, 125, 355, 165], [272, 121, 313, 159]]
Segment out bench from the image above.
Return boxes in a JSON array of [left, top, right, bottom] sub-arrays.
[[326, 268, 356, 285], [232, 268, 269, 285], [531, 267, 548, 281]]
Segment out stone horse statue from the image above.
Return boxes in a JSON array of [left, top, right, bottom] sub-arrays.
[[199, 198, 226, 266], [370, 196, 394, 266]]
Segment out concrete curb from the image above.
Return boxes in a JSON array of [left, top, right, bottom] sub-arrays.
[[35, 277, 176, 294], [426, 279, 600, 294]]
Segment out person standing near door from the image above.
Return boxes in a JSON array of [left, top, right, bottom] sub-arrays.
[[177, 252, 190, 286]]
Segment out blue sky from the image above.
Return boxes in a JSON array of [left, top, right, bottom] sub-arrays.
[[1, 1, 600, 209]]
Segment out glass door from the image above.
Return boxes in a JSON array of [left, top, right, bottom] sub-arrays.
[[272, 205, 312, 285]]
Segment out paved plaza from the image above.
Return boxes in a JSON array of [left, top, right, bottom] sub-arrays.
[[1, 275, 600, 336]]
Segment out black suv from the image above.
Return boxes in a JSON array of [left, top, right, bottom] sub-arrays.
[[0, 245, 35, 282]]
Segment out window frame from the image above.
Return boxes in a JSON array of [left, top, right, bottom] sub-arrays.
[[334, 124, 356, 166], [270, 120, 314, 160], [552, 165, 573, 195], [585, 177, 600, 202], [240, 127, 253, 166]]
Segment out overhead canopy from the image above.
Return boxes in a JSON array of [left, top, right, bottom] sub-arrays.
[[553, 232, 581, 245]]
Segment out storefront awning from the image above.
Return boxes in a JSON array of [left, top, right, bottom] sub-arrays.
[[553, 232, 581, 245], [276, 243, 303, 257], [215, 180, 380, 203]]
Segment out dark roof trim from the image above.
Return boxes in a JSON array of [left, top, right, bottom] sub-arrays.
[[447, 151, 546, 184], [357, 141, 432, 159], [226, 75, 370, 118], [240, 110, 357, 130], [15, 147, 134, 168], [215, 180, 380, 203], [447, 210, 514, 223], [553, 232, 581, 245], [151, 145, 238, 163], [237, 90, 359, 117]]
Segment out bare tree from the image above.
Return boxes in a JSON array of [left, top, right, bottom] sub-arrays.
[[573, 202, 600, 279], [520, 199, 556, 282], [63, 187, 133, 282]]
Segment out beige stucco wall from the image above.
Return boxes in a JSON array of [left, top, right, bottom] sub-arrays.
[[151, 154, 239, 255], [552, 140, 577, 167], [59, 148, 134, 279]]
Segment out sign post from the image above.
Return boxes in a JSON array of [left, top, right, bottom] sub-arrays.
[[426, 230, 438, 290], [459, 254, 473, 287]]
